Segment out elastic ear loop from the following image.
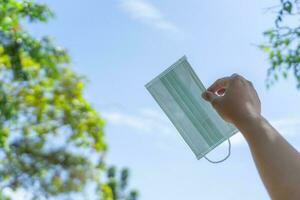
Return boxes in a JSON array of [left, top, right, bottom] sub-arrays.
[[204, 139, 231, 164]]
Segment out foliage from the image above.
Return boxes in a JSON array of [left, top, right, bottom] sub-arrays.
[[0, 0, 138, 199], [260, 0, 300, 88], [101, 167, 138, 200]]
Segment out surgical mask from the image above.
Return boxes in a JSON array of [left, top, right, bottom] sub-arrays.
[[145, 56, 238, 162]]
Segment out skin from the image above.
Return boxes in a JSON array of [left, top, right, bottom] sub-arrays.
[[202, 74, 300, 200]]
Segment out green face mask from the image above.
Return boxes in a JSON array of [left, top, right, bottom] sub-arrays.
[[145, 56, 238, 161]]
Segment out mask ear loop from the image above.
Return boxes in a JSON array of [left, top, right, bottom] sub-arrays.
[[204, 139, 231, 164]]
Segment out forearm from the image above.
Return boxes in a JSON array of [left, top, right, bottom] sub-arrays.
[[236, 116, 300, 200]]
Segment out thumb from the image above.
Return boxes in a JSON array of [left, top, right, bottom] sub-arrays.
[[201, 91, 219, 104]]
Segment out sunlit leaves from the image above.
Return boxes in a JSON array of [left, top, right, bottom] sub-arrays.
[[0, 0, 53, 26], [20, 0, 54, 22], [0, 1, 138, 199], [0, 0, 105, 148], [0, 0, 106, 199], [261, 0, 300, 89]]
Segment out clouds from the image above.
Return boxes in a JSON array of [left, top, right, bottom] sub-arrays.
[[120, 0, 180, 34], [102, 108, 247, 147], [102, 108, 300, 148], [102, 108, 176, 137]]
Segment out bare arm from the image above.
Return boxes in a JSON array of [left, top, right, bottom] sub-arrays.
[[202, 74, 300, 200]]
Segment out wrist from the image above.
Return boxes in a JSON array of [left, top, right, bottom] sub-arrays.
[[233, 114, 265, 138], [235, 115, 274, 146]]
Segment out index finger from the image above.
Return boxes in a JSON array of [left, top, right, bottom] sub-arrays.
[[207, 77, 231, 93]]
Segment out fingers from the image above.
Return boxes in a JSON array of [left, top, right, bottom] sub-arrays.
[[230, 73, 252, 87], [230, 73, 240, 78], [207, 76, 231, 93], [204, 73, 252, 102], [201, 91, 219, 105]]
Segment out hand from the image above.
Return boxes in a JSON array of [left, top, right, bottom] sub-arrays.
[[201, 74, 261, 126]]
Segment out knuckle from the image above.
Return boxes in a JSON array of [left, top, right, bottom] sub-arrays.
[[215, 78, 223, 83], [235, 75, 243, 80], [231, 74, 246, 83], [231, 73, 240, 78]]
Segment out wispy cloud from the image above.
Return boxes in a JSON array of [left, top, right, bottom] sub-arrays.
[[102, 109, 248, 147], [120, 0, 180, 34], [102, 108, 300, 148], [102, 108, 176, 136]]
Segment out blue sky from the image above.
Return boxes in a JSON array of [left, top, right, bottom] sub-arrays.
[[9, 0, 300, 199]]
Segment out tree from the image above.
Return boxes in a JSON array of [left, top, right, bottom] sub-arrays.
[[101, 167, 138, 200], [0, 0, 138, 199], [261, 0, 300, 89]]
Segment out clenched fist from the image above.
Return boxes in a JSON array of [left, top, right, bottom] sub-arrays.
[[202, 74, 261, 126]]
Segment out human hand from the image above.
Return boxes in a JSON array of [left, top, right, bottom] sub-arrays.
[[202, 74, 261, 126]]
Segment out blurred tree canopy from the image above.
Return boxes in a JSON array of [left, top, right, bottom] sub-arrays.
[[0, 0, 138, 199], [261, 0, 300, 89]]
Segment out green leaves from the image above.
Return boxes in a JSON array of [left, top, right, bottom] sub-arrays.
[[0, 1, 138, 200], [1, 137, 96, 197], [20, 0, 54, 22], [0, 0, 106, 149], [0, 0, 53, 25], [101, 167, 139, 200], [261, 0, 300, 89], [259, 44, 270, 53], [283, 1, 293, 14]]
